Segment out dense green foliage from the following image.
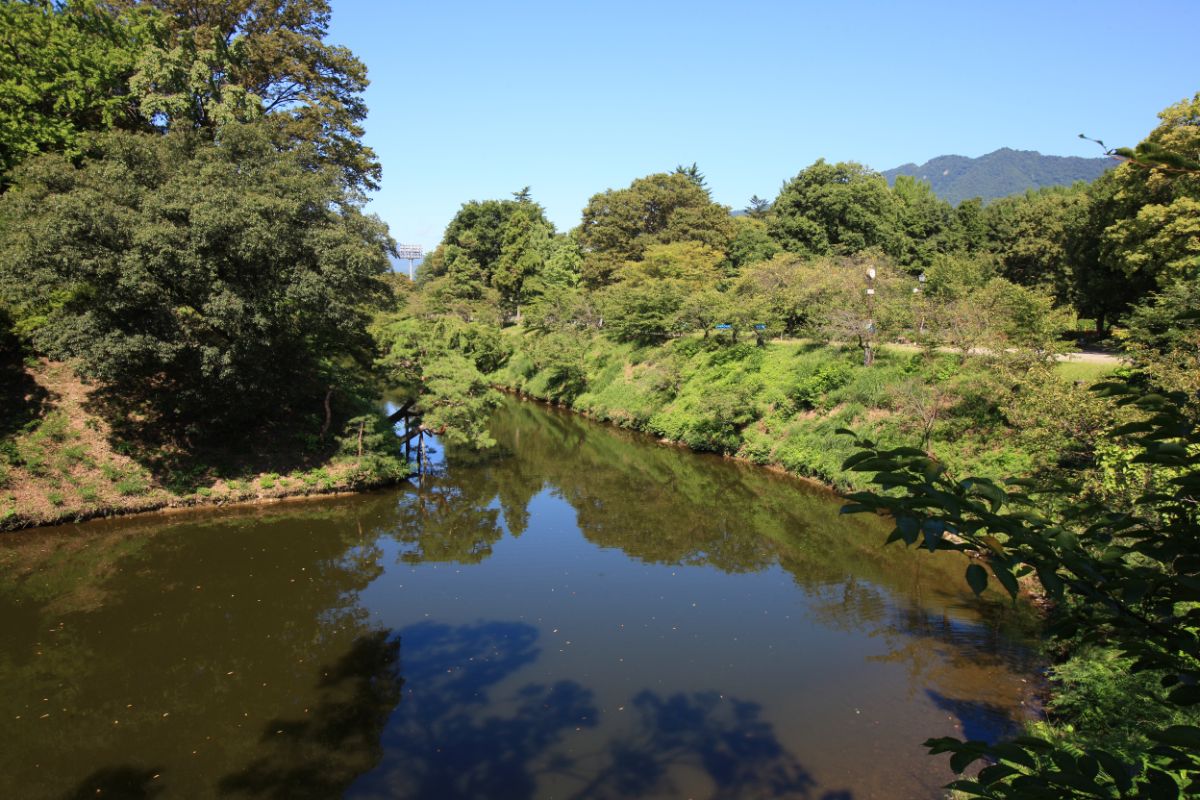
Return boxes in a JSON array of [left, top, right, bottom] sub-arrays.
[[0, 0, 401, 485], [576, 171, 734, 286], [0, 125, 391, 437], [0, 0, 378, 190], [0, 0, 145, 179], [882, 148, 1113, 205], [839, 374, 1200, 797]]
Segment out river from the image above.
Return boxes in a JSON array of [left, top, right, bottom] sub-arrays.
[[0, 396, 1039, 799]]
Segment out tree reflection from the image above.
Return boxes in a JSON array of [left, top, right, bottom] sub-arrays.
[[0, 501, 400, 798], [220, 631, 403, 798]]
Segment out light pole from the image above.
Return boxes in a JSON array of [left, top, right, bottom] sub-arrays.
[[864, 266, 876, 366], [396, 244, 423, 280], [913, 272, 926, 336]]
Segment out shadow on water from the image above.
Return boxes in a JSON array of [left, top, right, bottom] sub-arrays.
[[219, 631, 403, 799], [348, 620, 851, 800], [925, 690, 1021, 745]]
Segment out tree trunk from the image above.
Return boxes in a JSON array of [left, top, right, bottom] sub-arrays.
[[319, 388, 333, 439]]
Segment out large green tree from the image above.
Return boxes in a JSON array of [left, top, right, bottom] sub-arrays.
[[982, 185, 1088, 304], [0, 124, 392, 437], [421, 195, 553, 293], [768, 160, 900, 258], [1071, 93, 1200, 330], [1, 0, 378, 191], [492, 203, 554, 321], [576, 172, 734, 287], [114, 0, 380, 190]]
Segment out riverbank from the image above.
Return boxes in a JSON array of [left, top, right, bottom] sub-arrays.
[[0, 361, 409, 531], [491, 331, 1117, 493]]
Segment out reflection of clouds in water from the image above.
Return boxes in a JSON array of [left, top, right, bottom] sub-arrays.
[[348, 620, 845, 800]]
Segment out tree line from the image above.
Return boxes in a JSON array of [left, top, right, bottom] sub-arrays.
[[410, 92, 1198, 360]]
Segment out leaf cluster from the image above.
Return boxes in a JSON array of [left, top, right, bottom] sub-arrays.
[[838, 378, 1200, 797]]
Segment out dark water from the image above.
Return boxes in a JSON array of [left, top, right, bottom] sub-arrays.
[[0, 397, 1039, 800]]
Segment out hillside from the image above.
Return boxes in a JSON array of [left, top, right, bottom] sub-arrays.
[[882, 147, 1113, 205]]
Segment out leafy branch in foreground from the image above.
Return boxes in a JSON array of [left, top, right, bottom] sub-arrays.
[[838, 378, 1200, 798]]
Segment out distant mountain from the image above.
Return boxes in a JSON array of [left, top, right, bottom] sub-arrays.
[[882, 148, 1113, 205]]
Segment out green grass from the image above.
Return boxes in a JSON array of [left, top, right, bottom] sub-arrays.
[[114, 475, 149, 496], [1054, 359, 1117, 384], [494, 333, 1100, 492]]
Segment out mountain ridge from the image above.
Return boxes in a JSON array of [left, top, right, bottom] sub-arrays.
[[882, 147, 1113, 205]]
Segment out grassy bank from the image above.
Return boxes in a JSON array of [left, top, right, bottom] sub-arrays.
[[492, 331, 1115, 492], [0, 361, 408, 531]]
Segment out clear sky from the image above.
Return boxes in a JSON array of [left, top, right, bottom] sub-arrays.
[[327, 0, 1200, 251]]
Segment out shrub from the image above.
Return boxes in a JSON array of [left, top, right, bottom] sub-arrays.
[[791, 362, 852, 410]]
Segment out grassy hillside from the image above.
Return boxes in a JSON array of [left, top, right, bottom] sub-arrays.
[[493, 332, 1116, 492]]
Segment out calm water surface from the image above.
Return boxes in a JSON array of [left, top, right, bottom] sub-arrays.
[[0, 398, 1039, 799]]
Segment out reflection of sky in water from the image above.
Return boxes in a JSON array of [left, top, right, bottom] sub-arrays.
[[0, 398, 1038, 800]]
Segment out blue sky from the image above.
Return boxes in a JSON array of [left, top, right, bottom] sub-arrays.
[[328, 0, 1200, 251]]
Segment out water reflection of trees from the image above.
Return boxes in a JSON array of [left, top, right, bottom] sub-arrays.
[[350, 620, 847, 800], [389, 398, 1039, 752], [802, 575, 1040, 743], [0, 501, 404, 799], [421, 398, 994, 603], [220, 631, 403, 799]]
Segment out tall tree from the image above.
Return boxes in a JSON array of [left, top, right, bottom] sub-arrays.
[[577, 172, 734, 287], [890, 174, 959, 268], [113, 0, 379, 190], [982, 185, 1088, 304], [1071, 93, 1200, 330], [744, 195, 771, 218], [420, 194, 553, 295], [492, 204, 553, 321], [768, 159, 900, 258], [0, 124, 392, 437], [0, 0, 148, 179], [673, 162, 708, 192]]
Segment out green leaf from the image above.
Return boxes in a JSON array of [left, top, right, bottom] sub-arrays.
[[1167, 685, 1200, 706], [1148, 725, 1200, 748], [991, 564, 1020, 599], [1091, 749, 1132, 792], [950, 747, 984, 774], [966, 563, 988, 595]]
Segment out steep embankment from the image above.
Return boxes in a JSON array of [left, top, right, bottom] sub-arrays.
[[0, 361, 408, 531]]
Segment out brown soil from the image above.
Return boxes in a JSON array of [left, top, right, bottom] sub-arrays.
[[0, 361, 406, 532]]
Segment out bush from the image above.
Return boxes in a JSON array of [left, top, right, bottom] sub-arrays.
[[791, 362, 852, 410]]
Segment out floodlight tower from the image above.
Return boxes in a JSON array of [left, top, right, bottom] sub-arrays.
[[396, 245, 423, 280]]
